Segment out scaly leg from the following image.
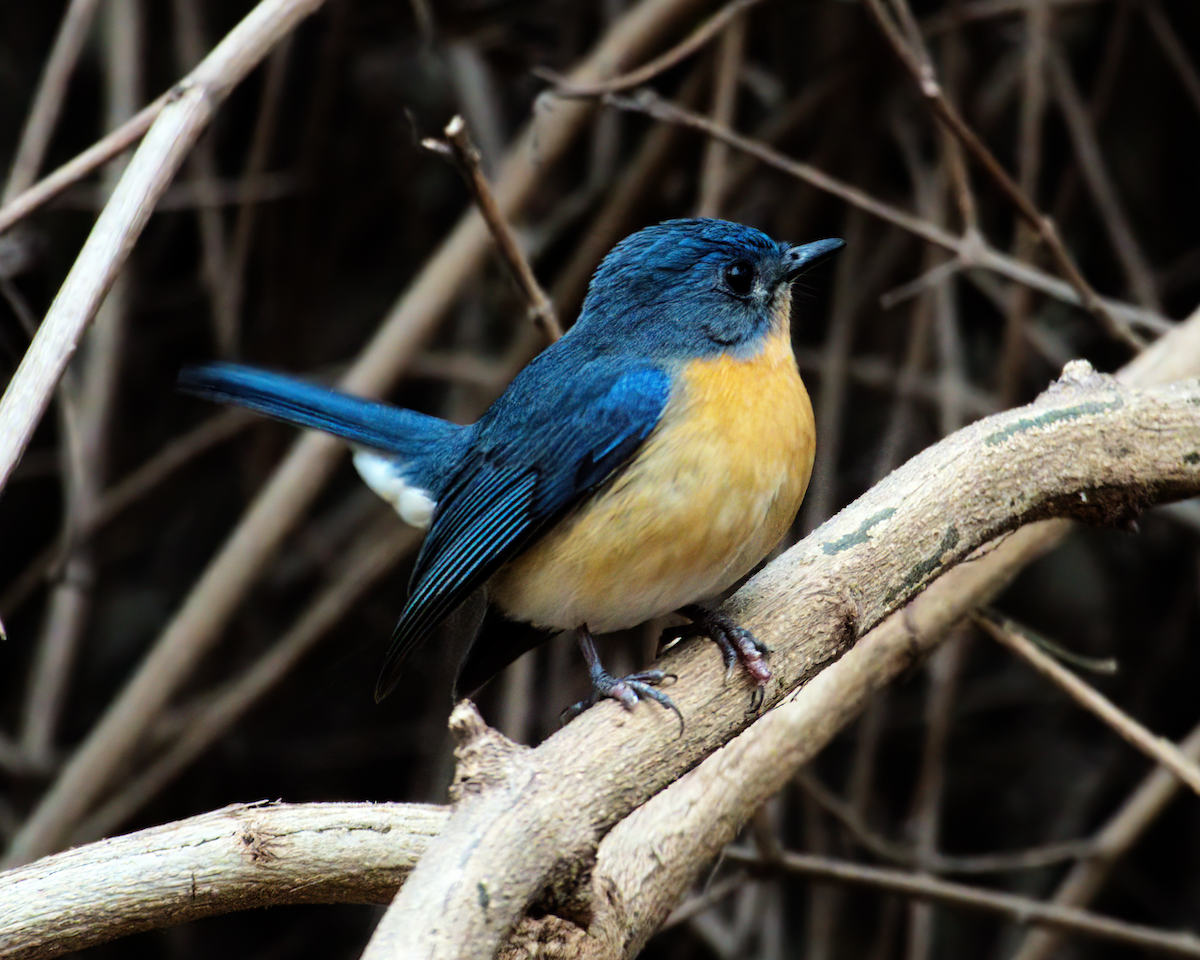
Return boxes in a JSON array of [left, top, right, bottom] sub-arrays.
[[562, 626, 681, 730]]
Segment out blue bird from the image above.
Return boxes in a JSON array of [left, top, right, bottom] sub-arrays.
[[178, 219, 843, 719]]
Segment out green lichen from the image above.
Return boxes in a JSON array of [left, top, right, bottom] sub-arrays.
[[985, 399, 1123, 446], [821, 508, 897, 555], [886, 524, 960, 603]]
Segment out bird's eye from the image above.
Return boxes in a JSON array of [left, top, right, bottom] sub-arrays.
[[723, 260, 755, 296]]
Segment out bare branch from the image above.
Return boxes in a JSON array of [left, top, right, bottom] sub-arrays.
[[423, 116, 561, 341], [366, 362, 1200, 959], [1, 0, 105, 203], [977, 612, 1200, 798], [595, 90, 1170, 338], [795, 769, 1097, 874], [694, 9, 745, 218], [722, 848, 1200, 958], [1047, 44, 1160, 310], [0, 802, 448, 960], [861, 0, 1140, 348], [535, 0, 765, 98]]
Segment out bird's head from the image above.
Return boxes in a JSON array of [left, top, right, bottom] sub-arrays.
[[572, 218, 844, 360]]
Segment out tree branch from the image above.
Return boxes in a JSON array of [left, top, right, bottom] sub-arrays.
[[576, 306, 1200, 959], [593, 90, 1170, 339], [722, 848, 1200, 958], [6, 312, 1200, 958], [0, 802, 447, 960], [364, 357, 1200, 959]]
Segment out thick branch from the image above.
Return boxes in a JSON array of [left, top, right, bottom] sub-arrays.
[[0, 802, 447, 960], [366, 361, 1200, 959], [562, 306, 1200, 958]]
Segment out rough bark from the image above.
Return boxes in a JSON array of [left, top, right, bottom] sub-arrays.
[[0, 802, 446, 960], [363, 359, 1200, 960]]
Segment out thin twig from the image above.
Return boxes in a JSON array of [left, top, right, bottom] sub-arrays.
[[423, 116, 561, 341], [222, 38, 292, 355], [1010, 720, 1200, 960], [997, 0, 1050, 404], [977, 612, 1200, 799], [936, 15, 978, 235], [861, 0, 1141, 349], [879, 258, 962, 310], [444, 40, 507, 174], [594, 89, 1169, 338], [795, 769, 1096, 874], [923, 0, 1107, 36], [900, 110, 968, 437], [535, 0, 764, 98], [1048, 43, 1160, 310], [171, 0, 235, 356], [662, 872, 754, 929], [723, 847, 1200, 958], [880, 110, 962, 472], [1049, 0, 1131, 229], [801, 210, 903, 529], [1143, 0, 1200, 123], [2, 0, 105, 202], [694, 9, 745, 218], [904, 630, 970, 960], [0, 95, 169, 236]]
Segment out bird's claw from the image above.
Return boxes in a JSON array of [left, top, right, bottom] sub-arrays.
[[669, 605, 772, 703], [561, 667, 682, 733]]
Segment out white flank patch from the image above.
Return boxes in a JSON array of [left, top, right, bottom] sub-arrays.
[[352, 450, 436, 529]]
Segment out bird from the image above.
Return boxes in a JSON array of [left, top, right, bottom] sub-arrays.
[[178, 218, 844, 720]]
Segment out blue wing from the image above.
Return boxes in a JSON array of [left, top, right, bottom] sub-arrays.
[[374, 363, 671, 700]]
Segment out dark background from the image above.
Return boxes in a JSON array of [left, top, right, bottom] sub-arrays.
[[2, 0, 1200, 957]]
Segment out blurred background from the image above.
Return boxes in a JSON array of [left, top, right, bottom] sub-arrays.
[[2, 0, 1200, 957]]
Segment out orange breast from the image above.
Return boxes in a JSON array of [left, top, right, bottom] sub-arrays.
[[489, 307, 816, 633]]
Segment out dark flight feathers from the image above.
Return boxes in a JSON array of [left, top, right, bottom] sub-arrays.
[[375, 363, 671, 700]]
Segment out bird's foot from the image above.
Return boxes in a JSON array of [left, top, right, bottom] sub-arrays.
[[562, 628, 682, 731], [667, 605, 771, 707]]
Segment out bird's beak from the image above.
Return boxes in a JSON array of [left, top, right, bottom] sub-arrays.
[[783, 238, 846, 279]]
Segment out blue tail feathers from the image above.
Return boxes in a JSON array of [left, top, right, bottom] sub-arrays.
[[177, 363, 461, 464]]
